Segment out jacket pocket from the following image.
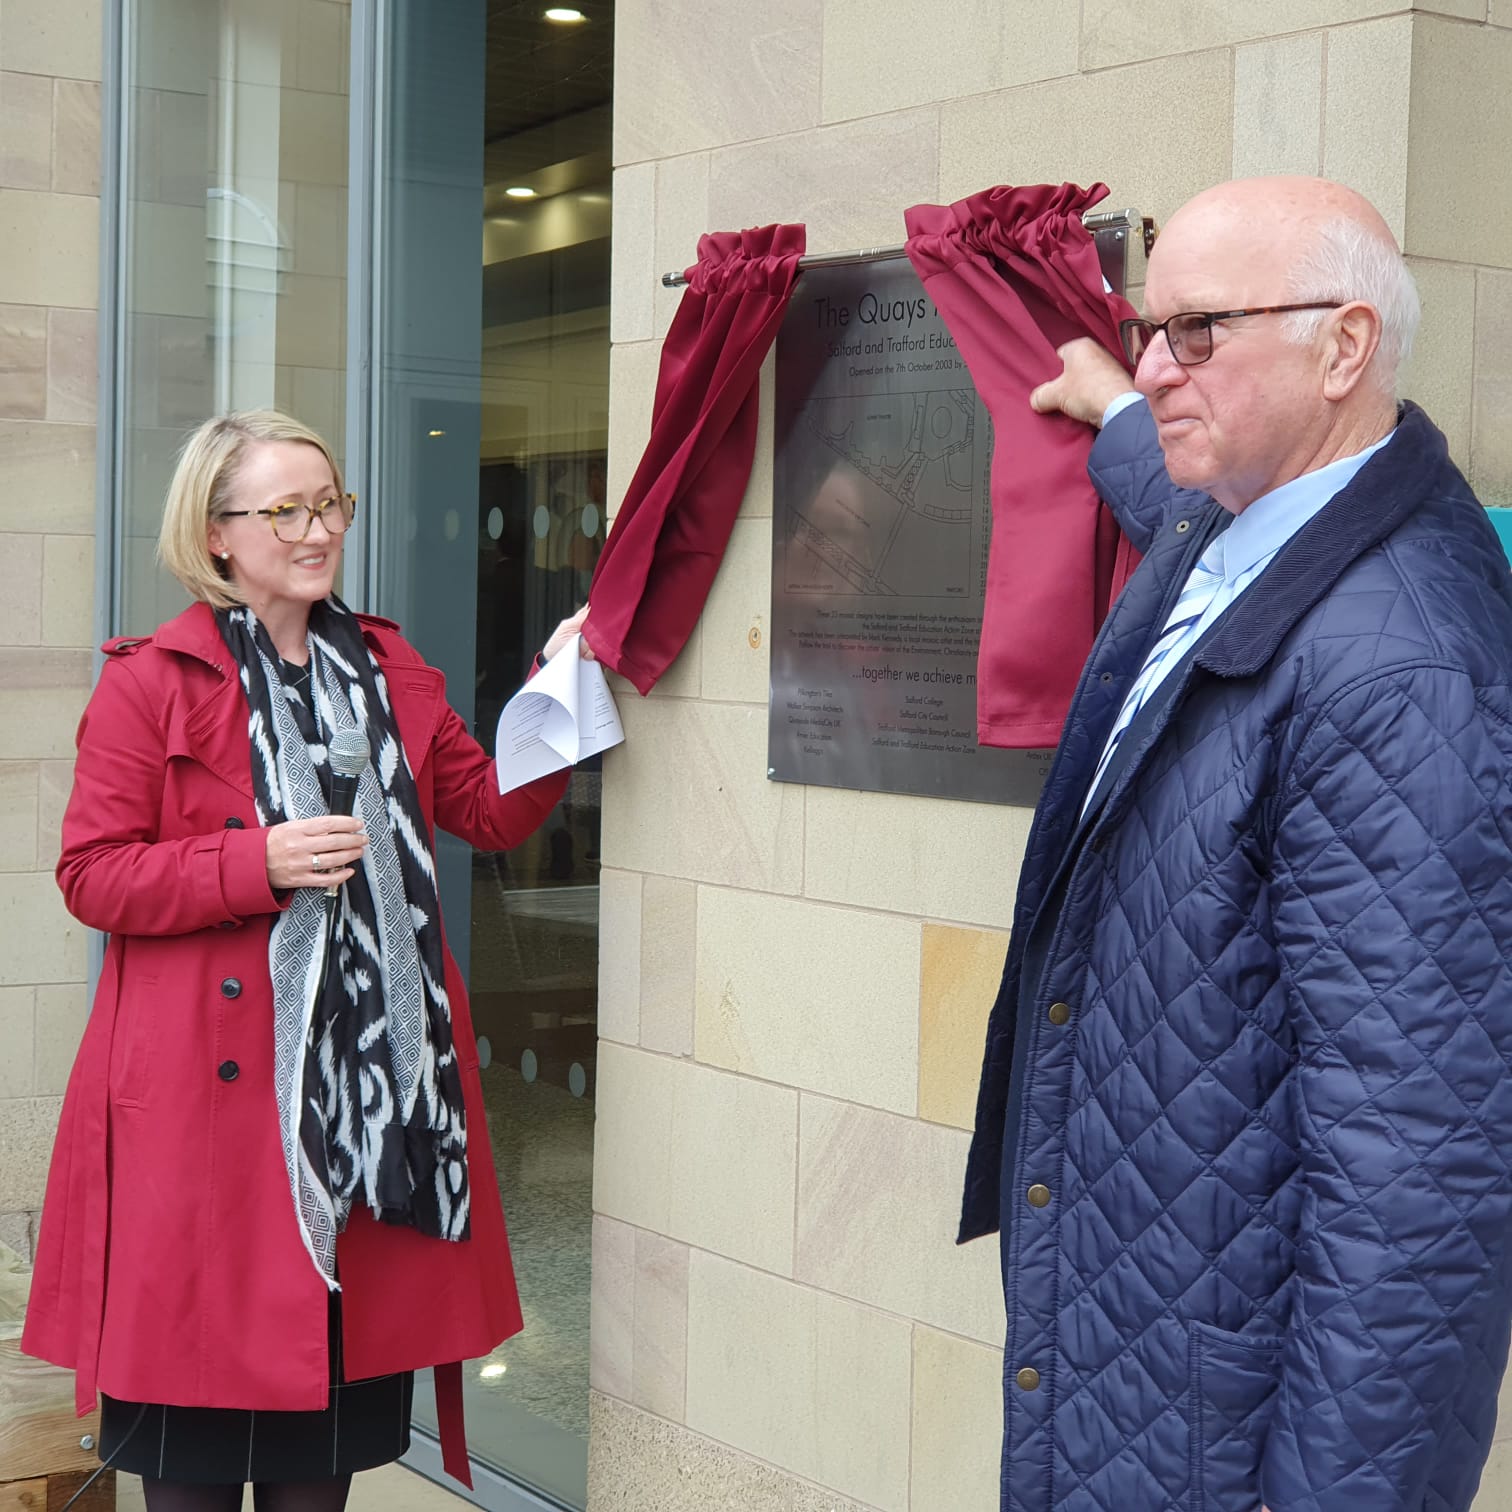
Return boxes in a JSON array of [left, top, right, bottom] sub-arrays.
[[1189, 1321, 1284, 1512], [109, 973, 157, 1107]]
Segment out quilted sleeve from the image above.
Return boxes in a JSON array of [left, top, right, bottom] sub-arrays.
[[1086, 399, 1211, 553], [1260, 664, 1512, 1511]]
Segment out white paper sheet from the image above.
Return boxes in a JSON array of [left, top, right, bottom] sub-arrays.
[[494, 635, 625, 793]]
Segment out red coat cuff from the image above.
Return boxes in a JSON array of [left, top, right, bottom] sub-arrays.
[[219, 825, 284, 919]]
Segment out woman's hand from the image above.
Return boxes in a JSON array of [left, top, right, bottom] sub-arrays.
[[265, 816, 367, 890], [543, 604, 595, 663]]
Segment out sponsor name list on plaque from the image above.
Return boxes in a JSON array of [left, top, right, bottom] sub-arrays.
[[769, 259, 1053, 806]]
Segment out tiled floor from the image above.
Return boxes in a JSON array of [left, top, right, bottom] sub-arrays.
[[117, 1462, 465, 1509]]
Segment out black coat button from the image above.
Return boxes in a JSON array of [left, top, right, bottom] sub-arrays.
[[220, 977, 242, 999], [225, 817, 244, 829], [217, 1060, 240, 1082]]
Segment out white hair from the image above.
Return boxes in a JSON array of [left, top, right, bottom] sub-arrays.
[[1280, 216, 1421, 394]]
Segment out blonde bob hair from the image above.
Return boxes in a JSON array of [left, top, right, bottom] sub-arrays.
[[158, 409, 345, 611]]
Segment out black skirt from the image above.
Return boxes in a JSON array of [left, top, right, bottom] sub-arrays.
[[97, 1294, 414, 1484]]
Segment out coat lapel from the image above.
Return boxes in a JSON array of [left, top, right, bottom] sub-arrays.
[[379, 659, 445, 776]]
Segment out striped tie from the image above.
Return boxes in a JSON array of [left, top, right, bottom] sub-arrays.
[[1083, 534, 1227, 814]]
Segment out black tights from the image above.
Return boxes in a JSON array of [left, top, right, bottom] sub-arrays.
[[141, 1475, 353, 1512]]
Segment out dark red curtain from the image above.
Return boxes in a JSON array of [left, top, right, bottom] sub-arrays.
[[905, 183, 1139, 749], [584, 223, 806, 693]]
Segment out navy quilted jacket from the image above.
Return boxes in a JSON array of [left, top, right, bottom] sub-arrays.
[[961, 400, 1512, 1511]]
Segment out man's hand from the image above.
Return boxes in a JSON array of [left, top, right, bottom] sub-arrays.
[[1029, 337, 1135, 427]]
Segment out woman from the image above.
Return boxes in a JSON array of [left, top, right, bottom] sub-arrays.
[[23, 411, 586, 1512]]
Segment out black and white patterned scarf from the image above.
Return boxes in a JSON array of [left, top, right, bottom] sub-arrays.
[[216, 596, 470, 1287]]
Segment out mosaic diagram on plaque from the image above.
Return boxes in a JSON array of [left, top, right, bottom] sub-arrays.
[[770, 261, 1054, 805]]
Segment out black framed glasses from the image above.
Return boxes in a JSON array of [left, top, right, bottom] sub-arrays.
[[1119, 303, 1344, 368], [218, 492, 357, 543]]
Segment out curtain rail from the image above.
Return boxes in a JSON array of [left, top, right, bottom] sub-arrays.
[[659, 207, 1149, 288]]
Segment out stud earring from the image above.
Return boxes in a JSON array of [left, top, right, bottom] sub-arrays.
[[219, 551, 230, 560]]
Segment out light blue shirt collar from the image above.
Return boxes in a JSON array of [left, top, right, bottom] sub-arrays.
[[1216, 427, 1394, 583]]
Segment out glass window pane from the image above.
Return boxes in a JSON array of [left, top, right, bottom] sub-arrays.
[[376, 3, 611, 1507], [117, 0, 349, 634]]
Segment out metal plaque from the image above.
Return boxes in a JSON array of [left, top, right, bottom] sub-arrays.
[[769, 259, 1054, 805]]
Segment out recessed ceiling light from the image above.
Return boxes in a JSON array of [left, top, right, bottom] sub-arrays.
[[544, 7, 587, 21], [505, 186, 538, 199]]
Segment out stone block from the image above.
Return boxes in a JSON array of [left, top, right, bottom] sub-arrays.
[[823, 0, 1076, 123], [0, 987, 34, 1098], [614, 0, 822, 165], [35, 760, 72, 872], [739, 354, 774, 522], [0, 1097, 63, 1210], [0, 422, 93, 533], [698, 517, 770, 706], [587, 1392, 880, 1512], [0, 190, 97, 309], [1399, 258, 1475, 472], [594, 1042, 798, 1275], [1233, 32, 1324, 179], [640, 874, 695, 1057], [653, 153, 710, 340], [41, 533, 94, 647], [0, 0, 102, 80], [597, 867, 642, 1046], [52, 78, 101, 196], [1477, 1441, 1512, 1508], [911, 1327, 1004, 1511], [1082, 0, 1405, 69], [0, 71, 51, 192], [695, 886, 920, 1114], [795, 1095, 1005, 1345], [707, 108, 939, 256], [1494, 0, 1512, 23], [32, 982, 87, 1096], [0, 534, 43, 642], [822, 0, 998, 122], [804, 784, 1032, 929], [0, 870, 87, 983], [590, 1213, 635, 1398], [685, 1250, 911, 1511], [606, 339, 660, 513], [611, 164, 656, 346], [0, 1210, 35, 1263], [588, 1219, 689, 1421], [601, 699, 803, 892], [1322, 16, 1414, 243], [46, 307, 97, 425], [1407, 16, 1512, 269], [1473, 268, 1512, 507], [0, 685, 89, 763], [939, 50, 1231, 228], [0, 762, 39, 872], [919, 922, 1007, 1131], [628, 1227, 689, 1420], [0, 304, 47, 421]]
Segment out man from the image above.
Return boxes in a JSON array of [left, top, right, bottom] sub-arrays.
[[962, 175, 1512, 1512]]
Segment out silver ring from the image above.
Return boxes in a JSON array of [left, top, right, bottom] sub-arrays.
[[312, 853, 325, 871]]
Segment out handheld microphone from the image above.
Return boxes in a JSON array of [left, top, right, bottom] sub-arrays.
[[326, 725, 371, 898]]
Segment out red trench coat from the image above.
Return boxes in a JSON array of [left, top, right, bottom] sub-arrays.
[[22, 601, 567, 1484]]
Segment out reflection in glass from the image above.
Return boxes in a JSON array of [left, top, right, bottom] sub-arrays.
[[397, 2, 613, 1507], [117, 0, 349, 635]]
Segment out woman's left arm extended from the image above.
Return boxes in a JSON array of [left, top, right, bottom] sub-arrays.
[[428, 607, 589, 849]]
